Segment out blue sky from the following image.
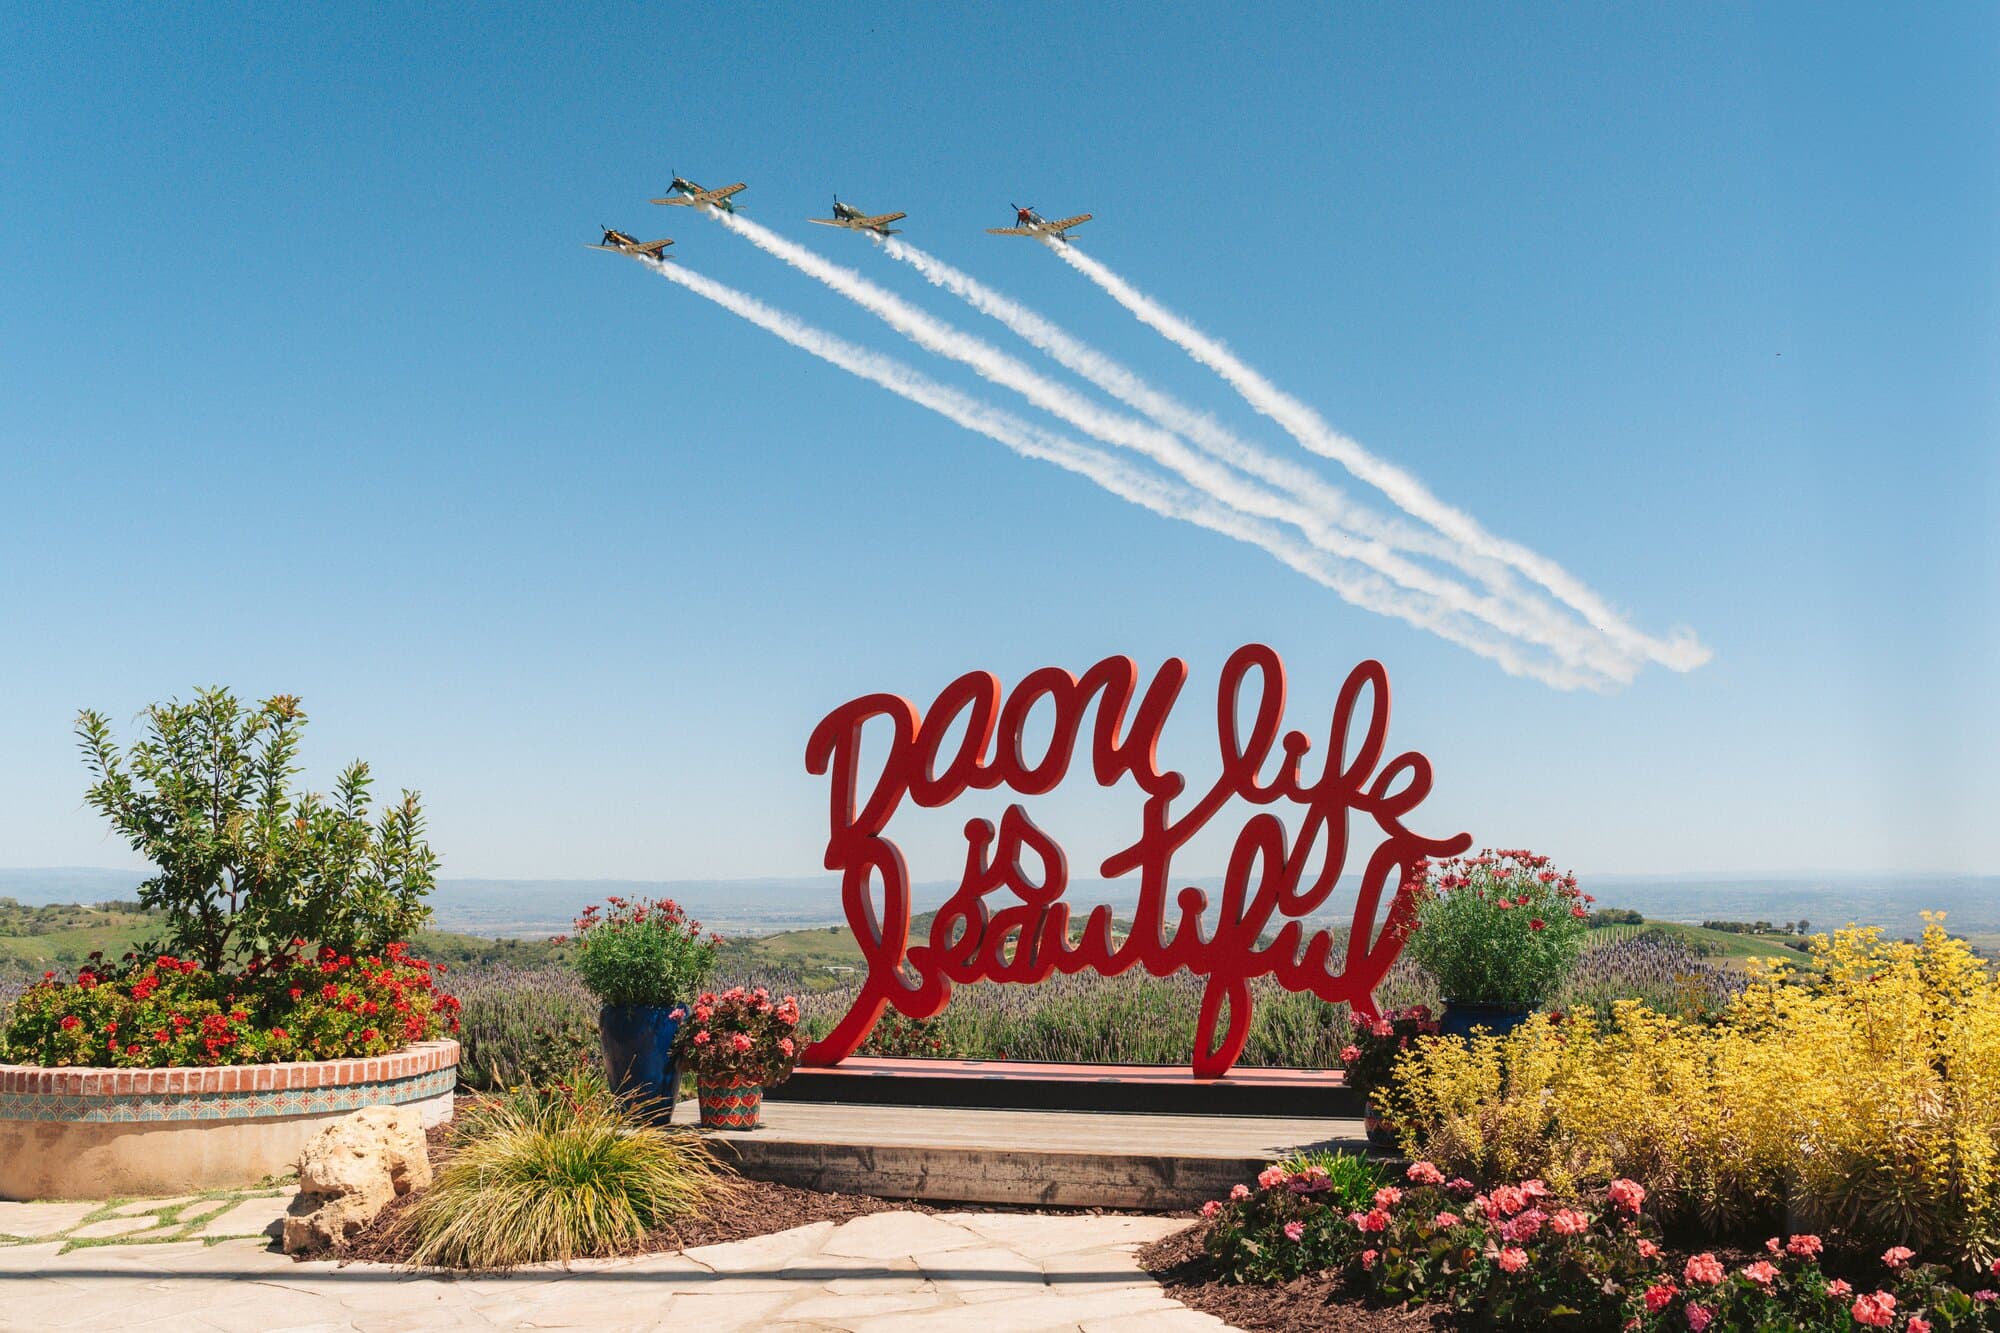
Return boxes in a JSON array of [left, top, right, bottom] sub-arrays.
[[1, 5, 1993, 886]]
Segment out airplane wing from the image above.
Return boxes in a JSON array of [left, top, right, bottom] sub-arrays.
[[1047, 214, 1093, 232], [862, 212, 907, 228], [704, 183, 748, 202], [986, 227, 1034, 236], [650, 196, 689, 205], [636, 240, 673, 255]]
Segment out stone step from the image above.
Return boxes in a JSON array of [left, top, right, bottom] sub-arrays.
[[681, 1098, 1368, 1210]]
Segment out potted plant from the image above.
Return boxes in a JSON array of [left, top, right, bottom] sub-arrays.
[[570, 896, 718, 1120], [1339, 1005, 1439, 1146], [1405, 849, 1590, 1040], [672, 986, 803, 1129]]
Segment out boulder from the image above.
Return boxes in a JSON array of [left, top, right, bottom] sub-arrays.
[[281, 1104, 432, 1255]]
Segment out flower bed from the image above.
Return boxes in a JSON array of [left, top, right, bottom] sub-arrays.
[[0, 1039, 458, 1200]]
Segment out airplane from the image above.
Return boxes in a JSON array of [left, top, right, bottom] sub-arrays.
[[986, 203, 1092, 243], [589, 227, 674, 259], [651, 173, 747, 212], [808, 196, 906, 236]]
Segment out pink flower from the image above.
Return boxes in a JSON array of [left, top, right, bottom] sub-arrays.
[[730, 1032, 753, 1052], [1447, 1177, 1476, 1195], [1684, 1303, 1713, 1332], [1607, 1178, 1647, 1213], [1637, 1239, 1661, 1259], [1489, 1185, 1529, 1217], [1550, 1208, 1590, 1236], [1257, 1166, 1286, 1189], [1433, 1211, 1461, 1228], [1827, 1279, 1853, 1298], [1765, 1236, 1782, 1255], [1339, 1044, 1361, 1064], [1643, 1282, 1678, 1313], [1786, 1234, 1823, 1259], [1850, 1291, 1896, 1327], [693, 1030, 711, 1045], [1350, 1208, 1390, 1233], [1882, 1246, 1915, 1270], [1373, 1186, 1403, 1209], [1200, 1200, 1222, 1218], [1502, 1210, 1547, 1242], [1683, 1253, 1725, 1286], [777, 1037, 795, 1057], [1361, 1248, 1379, 1268], [1229, 1184, 1250, 1201], [1908, 1319, 1932, 1333], [1976, 1290, 1998, 1302], [1520, 1179, 1550, 1200], [1406, 1160, 1446, 1185], [1742, 1260, 1778, 1287], [1495, 1247, 1528, 1273], [1283, 1221, 1305, 1242]]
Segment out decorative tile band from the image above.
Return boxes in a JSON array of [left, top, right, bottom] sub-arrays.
[[0, 1041, 458, 1123], [0, 1040, 458, 1097], [0, 1065, 456, 1124]]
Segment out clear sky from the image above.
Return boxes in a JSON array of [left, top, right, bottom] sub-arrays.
[[1, 6, 1994, 886]]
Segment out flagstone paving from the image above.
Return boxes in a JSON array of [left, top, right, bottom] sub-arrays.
[[0, 1190, 1232, 1331]]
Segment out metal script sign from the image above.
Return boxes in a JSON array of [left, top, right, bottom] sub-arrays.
[[801, 644, 1472, 1077]]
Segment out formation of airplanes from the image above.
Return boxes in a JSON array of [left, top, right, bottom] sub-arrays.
[[592, 176, 1092, 259]]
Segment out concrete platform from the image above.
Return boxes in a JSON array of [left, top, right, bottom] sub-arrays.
[[681, 1097, 1368, 1210]]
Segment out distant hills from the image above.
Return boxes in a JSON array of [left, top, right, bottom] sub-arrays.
[[2, 868, 1994, 943]]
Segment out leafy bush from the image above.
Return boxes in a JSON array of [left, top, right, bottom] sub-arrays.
[[4, 942, 457, 1066], [568, 897, 717, 1008], [1199, 1162, 2000, 1331], [394, 1070, 737, 1269], [1406, 849, 1590, 1007], [75, 688, 436, 971], [673, 986, 802, 1085], [452, 967, 598, 1091], [1381, 917, 2000, 1263], [1338, 1004, 1440, 1098]]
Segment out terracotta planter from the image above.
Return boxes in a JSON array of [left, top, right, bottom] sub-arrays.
[[696, 1074, 763, 1129]]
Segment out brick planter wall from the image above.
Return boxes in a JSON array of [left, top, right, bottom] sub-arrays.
[[0, 1040, 457, 1200]]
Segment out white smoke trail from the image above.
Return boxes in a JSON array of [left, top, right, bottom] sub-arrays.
[[706, 211, 1640, 683], [642, 257, 1606, 689], [1053, 243, 1714, 675]]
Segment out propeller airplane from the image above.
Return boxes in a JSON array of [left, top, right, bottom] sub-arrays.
[[589, 227, 674, 259], [986, 203, 1092, 243], [652, 173, 747, 212], [808, 196, 906, 236]]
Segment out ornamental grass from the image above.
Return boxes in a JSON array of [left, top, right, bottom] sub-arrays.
[[395, 1071, 737, 1269], [1379, 915, 2000, 1264]]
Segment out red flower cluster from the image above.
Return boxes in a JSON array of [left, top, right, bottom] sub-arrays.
[[671, 985, 803, 1086], [3, 941, 458, 1069]]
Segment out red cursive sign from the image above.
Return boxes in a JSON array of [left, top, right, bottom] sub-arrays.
[[801, 644, 1472, 1077]]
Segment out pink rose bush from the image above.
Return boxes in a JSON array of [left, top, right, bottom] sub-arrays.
[[1200, 1159, 1995, 1331], [669, 986, 802, 1087]]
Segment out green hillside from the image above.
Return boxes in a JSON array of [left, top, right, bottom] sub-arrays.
[[1587, 919, 1811, 964]]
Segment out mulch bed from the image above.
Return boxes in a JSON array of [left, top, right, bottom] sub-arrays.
[[1139, 1221, 1454, 1331]]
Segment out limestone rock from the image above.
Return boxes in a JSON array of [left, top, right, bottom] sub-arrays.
[[281, 1105, 432, 1255]]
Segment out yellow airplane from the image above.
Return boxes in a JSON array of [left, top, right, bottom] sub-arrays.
[[589, 227, 674, 259], [652, 174, 747, 212], [987, 203, 1092, 244], [809, 196, 906, 236]]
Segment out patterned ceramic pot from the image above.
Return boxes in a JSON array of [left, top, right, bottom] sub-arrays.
[[696, 1074, 763, 1129]]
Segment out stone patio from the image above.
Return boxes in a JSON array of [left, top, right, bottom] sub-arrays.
[[0, 1188, 1232, 1330]]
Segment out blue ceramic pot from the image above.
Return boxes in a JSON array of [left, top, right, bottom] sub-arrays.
[[599, 1003, 682, 1121], [1438, 999, 1532, 1042]]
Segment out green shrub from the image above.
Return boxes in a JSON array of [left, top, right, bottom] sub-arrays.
[[570, 897, 717, 1008], [395, 1071, 736, 1269], [75, 688, 436, 972], [453, 968, 598, 1091]]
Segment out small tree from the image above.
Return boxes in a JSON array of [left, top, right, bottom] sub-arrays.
[[76, 688, 436, 972]]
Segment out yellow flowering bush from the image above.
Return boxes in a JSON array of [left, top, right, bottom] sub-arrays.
[[1378, 916, 2000, 1263]]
